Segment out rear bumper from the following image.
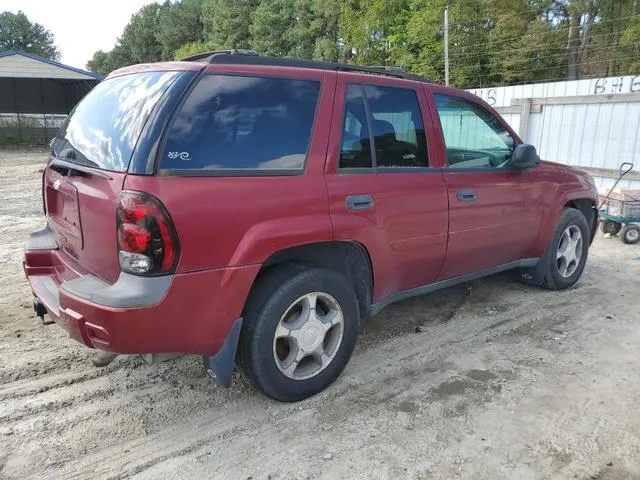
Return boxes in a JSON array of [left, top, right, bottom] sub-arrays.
[[24, 227, 259, 356]]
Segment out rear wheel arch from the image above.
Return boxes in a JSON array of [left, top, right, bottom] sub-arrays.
[[252, 241, 374, 321]]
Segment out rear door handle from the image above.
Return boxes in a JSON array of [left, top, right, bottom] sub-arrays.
[[456, 189, 476, 202], [346, 195, 375, 211]]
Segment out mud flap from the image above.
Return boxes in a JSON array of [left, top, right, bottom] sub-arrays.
[[202, 317, 243, 388], [518, 246, 551, 286]]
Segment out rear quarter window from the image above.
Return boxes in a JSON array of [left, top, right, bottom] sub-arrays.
[[54, 71, 181, 172], [160, 75, 321, 174]]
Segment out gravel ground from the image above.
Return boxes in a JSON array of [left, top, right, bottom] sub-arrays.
[[1, 148, 640, 480]]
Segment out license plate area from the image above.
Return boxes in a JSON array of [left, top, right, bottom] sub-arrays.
[[45, 171, 83, 257]]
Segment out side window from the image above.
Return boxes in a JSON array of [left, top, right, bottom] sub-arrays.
[[338, 84, 428, 170], [339, 85, 373, 169], [434, 94, 515, 169], [161, 75, 320, 172], [364, 85, 428, 168]]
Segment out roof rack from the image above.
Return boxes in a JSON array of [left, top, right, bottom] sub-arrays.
[[190, 52, 428, 82], [180, 49, 259, 62]]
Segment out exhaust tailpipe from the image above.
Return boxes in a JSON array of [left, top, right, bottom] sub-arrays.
[[33, 299, 54, 325]]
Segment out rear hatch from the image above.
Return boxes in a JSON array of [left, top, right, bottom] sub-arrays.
[[45, 71, 183, 283]]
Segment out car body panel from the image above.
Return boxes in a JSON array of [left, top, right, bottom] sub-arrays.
[[24, 59, 600, 367], [324, 73, 449, 301], [423, 84, 597, 278]]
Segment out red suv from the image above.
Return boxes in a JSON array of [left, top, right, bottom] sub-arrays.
[[24, 51, 598, 401]]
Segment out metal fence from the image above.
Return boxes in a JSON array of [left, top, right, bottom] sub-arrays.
[[0, 113, 66, 144]]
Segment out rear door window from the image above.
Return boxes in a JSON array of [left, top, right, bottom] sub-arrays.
[[339, 85, 373, 169], [338, 83, 428, 170], [160, 75, 321, 173], [365, 85, 428, 168]]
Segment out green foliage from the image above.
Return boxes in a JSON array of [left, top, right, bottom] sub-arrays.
[[250, 0, 297, 56], [157, 0, 205, 60], [174, 41, 219, 60], [86, 0, 640, 86], [340, 0, 411, 66], [0, 11, 59, 60], [308, 0, 341, 61], [202, 0, 258, 49], [120, 4, 164, 64]]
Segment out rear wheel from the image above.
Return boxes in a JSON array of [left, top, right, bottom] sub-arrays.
[[600, 220, 622, 236], [541, 208, 590, 290], [621, 224, 640, 245], [238, 266, 359, 402]]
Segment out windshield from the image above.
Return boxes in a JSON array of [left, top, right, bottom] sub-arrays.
[[52, 71, 181, 172]]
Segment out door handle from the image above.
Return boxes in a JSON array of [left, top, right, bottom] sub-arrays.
[[456, 190, 476, 202], [346, 195, 375, 211]]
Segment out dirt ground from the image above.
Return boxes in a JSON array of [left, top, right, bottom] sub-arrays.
[[1, 148, 640, 480]]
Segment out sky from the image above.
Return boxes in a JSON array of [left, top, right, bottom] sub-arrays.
[[3, 0, 157, 70]]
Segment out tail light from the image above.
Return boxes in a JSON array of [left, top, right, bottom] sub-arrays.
[[116, 191, 180, 275]]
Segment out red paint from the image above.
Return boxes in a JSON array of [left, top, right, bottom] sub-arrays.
[[24, 61, 599, 357], [44, 160, 125, 283]]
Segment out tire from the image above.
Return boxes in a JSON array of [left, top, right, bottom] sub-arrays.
[[541, 208, 590, 290], [621, 224, 640, 245], [600, 220, 622, 236], [238, 265, 359, 402]]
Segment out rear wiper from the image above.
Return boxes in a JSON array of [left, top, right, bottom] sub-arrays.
[[49, 158, 113, 180]]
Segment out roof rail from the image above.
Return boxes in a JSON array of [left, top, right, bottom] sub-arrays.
[[334, 64, 426, 82], [204, 53, 429, 82], [180, 49, 259, 62]]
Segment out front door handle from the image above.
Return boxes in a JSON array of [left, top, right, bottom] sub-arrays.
[[456, 189, 476, 202], [346, 195, 375, 211]]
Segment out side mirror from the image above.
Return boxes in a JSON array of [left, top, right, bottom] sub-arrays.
[[511, 144, 540, 170]]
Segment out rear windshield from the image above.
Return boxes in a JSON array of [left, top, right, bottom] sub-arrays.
[[160, 74, 321, 173], [53, 71, 181, 172]]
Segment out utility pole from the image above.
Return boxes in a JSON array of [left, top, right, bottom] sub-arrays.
[[444, 6, 450, 86]]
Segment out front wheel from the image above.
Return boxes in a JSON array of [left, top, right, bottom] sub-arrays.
[[541, 208, 590, 290], [238, 266, 359, 402]]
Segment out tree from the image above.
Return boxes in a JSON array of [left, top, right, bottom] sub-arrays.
[[250, 0, 297, 56], [202, 0, 259, 49], [308, 0, 341, 61], [86, 50, 111, 76], [86, 4, 165, 75], [479, 0, 567, 86], [120, 4, 164, 64], [174, 40, 219, 60], [87, 0, 640, 86], [340, 0, 410, 66], [0, 11, 60, 59], [565, 1, 598, 79], [156, 0, 204, 60], [291, 0, 316, 58]]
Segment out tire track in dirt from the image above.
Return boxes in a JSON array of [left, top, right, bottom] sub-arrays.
[[34, 285, 598, 480]]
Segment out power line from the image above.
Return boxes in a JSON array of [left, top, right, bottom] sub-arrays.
[[447, 13, 640, 52], [443, 11, 640, 30], [453, 42, 640, 70], [450, 31, 638, 58], [473, 55, 640, 79]]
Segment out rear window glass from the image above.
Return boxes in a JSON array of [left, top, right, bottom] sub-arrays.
[[53, 71, 180, 172], [160, 75, 321, 173]]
